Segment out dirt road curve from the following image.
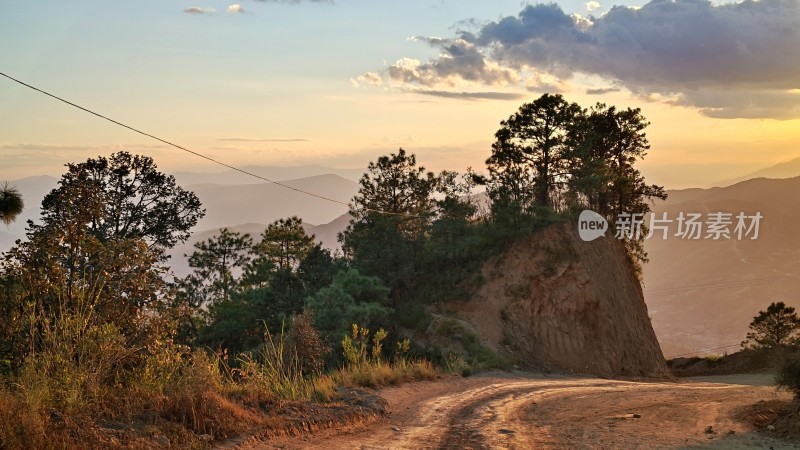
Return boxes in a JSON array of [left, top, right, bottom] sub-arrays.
[[259, 372, 799, 450]]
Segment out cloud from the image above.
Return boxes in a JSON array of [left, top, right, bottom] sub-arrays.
[[184, 6, 216, 14], [364, 0, 800, 119], [524, 71, 571, 93], [408, 36, 450, 46], [0, 143, 171, 176], [351, 72, 383, 87], [364, 38, 519, 90], [586, 1, 601, 13], [406, 89, 526, 101], [227, 4, 246, 13], [586, 87, 621, 95], [252, 0, 334, 3], [685, 89, 800, 120], [218, 138, 309, 142]]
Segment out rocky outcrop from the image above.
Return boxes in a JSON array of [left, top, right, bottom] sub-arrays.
[[450, 221, 669, 378]]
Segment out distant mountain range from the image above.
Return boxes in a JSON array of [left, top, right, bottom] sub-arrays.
[[188, 174, 356, 230], [171, 165, 365, 186], [0, 168, 359, 254], [0, 175, 60, 251], [0, 231, 15, 253], [167, 214, 351, 278], [644, 176, 800, 357], [714, 156, 800, 187]]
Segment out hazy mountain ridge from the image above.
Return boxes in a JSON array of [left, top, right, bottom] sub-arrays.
[[167, 214, 351, 278], [172, 165, 365, 186], [714, 156, 800, 187], [0, 175, 60, 250], [0, 231, 16, 251], [644, 176, 800, 357], [187, 174, 356, 230], [0, 171, 358, 254]]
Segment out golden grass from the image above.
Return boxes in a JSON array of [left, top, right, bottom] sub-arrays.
[[0, 313, 440, 449], [335, 359, 439, 388]]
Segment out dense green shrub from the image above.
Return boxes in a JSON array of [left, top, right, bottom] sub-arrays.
[[776, 356, 800, 396]]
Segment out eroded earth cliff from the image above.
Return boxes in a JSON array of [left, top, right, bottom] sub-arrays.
[[450, 222, 668, 378]]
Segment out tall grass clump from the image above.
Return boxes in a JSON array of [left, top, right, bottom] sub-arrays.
[[236, 325, 314, 401], [0, 280, 266, 448], [335, 325, 438, 388], [0, 279, 436, 450], [16, 288, 131, 415]]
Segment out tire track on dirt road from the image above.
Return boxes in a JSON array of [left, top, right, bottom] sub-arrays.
[[247, 374, 797, 450]]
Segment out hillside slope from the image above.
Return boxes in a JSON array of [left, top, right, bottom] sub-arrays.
[[450, 222, 668, 378]]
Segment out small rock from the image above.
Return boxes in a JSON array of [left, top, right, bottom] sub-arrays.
[[498, 429, 516, 435], [767, 424, 776, 431], [704, 426, 715, 434], [49, 409, 64, 423], [154, 435, 169, 447], [632, 413, 642, 419], [391, 426, 401, 432], [199, 434, 213, 442], [727, 430, 736, 435]]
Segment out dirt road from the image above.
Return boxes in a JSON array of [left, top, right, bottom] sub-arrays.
[[256, 372, 798, 450]]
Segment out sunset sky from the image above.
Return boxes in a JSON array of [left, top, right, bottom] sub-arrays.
[[1, 0, 798, 188]]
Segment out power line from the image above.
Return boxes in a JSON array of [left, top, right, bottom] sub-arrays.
[[665, 342, 744, 359], [0, 71, 413, 218], [647, 274, 800, 293], [645, 274, 800, 297]]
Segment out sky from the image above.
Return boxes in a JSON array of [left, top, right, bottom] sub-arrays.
[[1, 0, 799, 188]]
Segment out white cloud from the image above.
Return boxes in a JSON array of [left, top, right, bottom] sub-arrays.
[[407, 36, 450, 46], [227, 4, 245, 14], [524, 71, 571, 94], [358, 39, 519, 91], [253, 0, 333, 3], [351, 72, 383, 87], [586, 1, 601, 12], [184, 6, 216, 14]]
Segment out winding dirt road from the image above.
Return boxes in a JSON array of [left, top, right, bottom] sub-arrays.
[[256, 372, 799, 450]]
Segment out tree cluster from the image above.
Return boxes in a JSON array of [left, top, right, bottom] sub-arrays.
[[485, 93, 665, 217], [483, 94, 666, 267], [1, 94, 666, 374], [743, 301, 800, 350], [177, 217, 355, 354], [1, 152, 204, 373]]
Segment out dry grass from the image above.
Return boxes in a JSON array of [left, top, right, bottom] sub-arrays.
[[335, 359, 439, 388], [334, 326, 440, 388], [0, 390, 50, 450], [311, 374, 339, 402], [0, 302, 439, 450]]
